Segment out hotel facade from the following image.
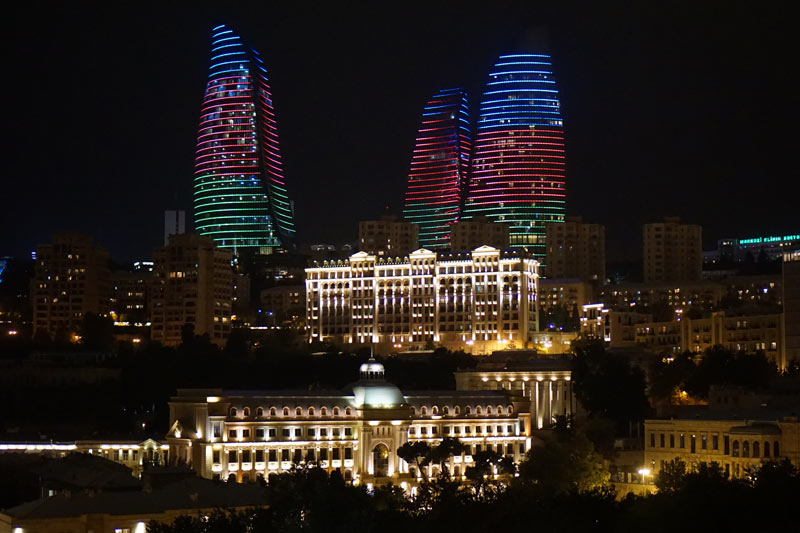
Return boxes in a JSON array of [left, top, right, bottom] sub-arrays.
[[305, 246, 539, 355]]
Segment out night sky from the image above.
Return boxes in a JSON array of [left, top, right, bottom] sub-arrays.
[[3, 2, 797, 263]]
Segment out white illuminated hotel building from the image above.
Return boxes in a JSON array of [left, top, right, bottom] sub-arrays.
[[305, 246, 539, 355]]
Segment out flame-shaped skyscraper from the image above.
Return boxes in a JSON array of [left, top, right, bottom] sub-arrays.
[[193, 25, 295, 252]]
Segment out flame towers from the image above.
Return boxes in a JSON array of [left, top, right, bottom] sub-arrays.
[[403, 88, 471, 249], [464, 53, 566, 257], [193, 25, 295, 252]]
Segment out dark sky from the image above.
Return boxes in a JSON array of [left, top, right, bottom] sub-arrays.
[[2, 2, 797, 263]]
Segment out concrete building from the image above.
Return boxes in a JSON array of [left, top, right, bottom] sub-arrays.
[[110, 269, 151, 324], [163, 209, 186, 246], [450, 217, 510, 251], [545, 217, 605, 283], [166, 359, 531, 485], [643, 217, 702, 283], [260, 285, 305, 324], [539, 279, 594, 314], [783, 251, 800, 366], [305, 246, 539, 355], [644, 414, 800, 480], [32, 233, 111, 340], [358, 215, 419, 257], [151, 234, 233, 347]]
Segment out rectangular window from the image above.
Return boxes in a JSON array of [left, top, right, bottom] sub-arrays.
[[293, 449, 302, 462], [213, 450, 221, 463], [333, 428, 341, 437], [724, 436, 730, 455], [332, 448, 340, 460], [256, 428, 265, 438], [701, 435, 707, 450], [506, 444, 514, 455], [308, 428, 316, 437], [650, 433, 655, 448], [670, 434, 675, 448], [242, 450, 251, 463], [432, 427, 438, 435], [660, 434, 665, 448], [444, 426, 451, 435], [321, 428, 328, 437], [507, 425, 514, 433], [345, 447, 353, 460], [213, 423, 221, 438], [307, 449, 315, 461], [295, 428, 302, 437], [680, 433, 685, 449], [269, 428, 276, 438], [281, 449, 290, 461], [242, 429, 251, 439], [228, 450, 237, 463], [256, 450, 264, 462], [421, 427, 428, 435], [690, 435, 696, 453], [282, 428, 291, 438], [228, 429, 237, 439], [519, 443, 525, 454], [497, 426, 503, 433], [345, 427, 352, 437], [320, 448, 328, 461], [268, 449, 277, 462], [712, 435, 719, 450]]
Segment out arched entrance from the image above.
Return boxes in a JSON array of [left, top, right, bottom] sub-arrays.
[[373, 444, 389, 477]]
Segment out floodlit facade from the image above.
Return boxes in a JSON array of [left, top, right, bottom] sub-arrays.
[[193, 24, 295, 252], [166, 359, 531, 484], [464, 54, 566, 258], [403, 88, 471, 249], [305, 246, 539, 355]]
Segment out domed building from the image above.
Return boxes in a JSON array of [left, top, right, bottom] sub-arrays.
[[166, 358, 534, 485]]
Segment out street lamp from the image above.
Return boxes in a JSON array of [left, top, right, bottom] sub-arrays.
[[637, 467, 651, 485]]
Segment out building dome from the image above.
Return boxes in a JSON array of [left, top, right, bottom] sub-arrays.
[[349, 358, 406, 408]]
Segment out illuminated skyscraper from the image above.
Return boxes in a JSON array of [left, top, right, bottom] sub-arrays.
[[464, 54, 566, 258], [193, 25, 295, 252], [403, 88, 471, 249]]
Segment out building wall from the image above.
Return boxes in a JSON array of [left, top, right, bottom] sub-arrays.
[[450, 218, 510, 251], [783, 252, 800, 365], [539, 279, 593, 313], [358, 218, 419, 257], [151, 234, 233, 347], [32, 233, 111, 339], [545, 217, 605, 283], [645, 417, 800, 480], [643, 217, 702, 283], [305, 246, 539, 355]]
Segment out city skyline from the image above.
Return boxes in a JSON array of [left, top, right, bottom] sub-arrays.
[[3, 3, 798, 262]]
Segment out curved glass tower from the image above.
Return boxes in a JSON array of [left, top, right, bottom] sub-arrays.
[[193, 25, 295, 252], [464, 53, 566, 257], [403, 88, 471, 249]]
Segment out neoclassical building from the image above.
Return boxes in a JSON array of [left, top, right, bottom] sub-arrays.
[[305, 246, 539, 355], [166, 359, 532, 485]]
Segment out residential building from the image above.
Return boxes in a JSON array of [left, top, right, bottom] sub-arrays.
[[464, 53, 566, 258], [111, 268, 152, 324], [358, 215, 419, 257], [151, 234, 233, 347], [166, 359, 531, 484], [193, 24, 295, 251], [31, 233, 110, 340], [260, 285, 305, 324], [164, 210, 186, 246], [539, 279, 593, 314], [305, 246, 539, 355], [403, 88, 471, 250], [783, 251, 800, 365], [545, 216, 605, 283], [450, 217, 510, 251], [643, 217, 702, 283]]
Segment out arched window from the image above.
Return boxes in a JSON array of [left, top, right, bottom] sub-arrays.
[[420, 406, 427, 416], [308, 407, 315, 416], [454, 406, 461, 415], [256, 407, 264, 417], [230, 407, 237, 417], [295, 407, 303, 417], [321, 407, 328, 416], [742, 441, 750, 458], [487, 406, 493, 415], [410, 406, 416, 415], [752, 441, 760, 458], [732, 440, 740, 457], [243, 407, 250, 417], [333, 407, 340, 416], [774, 441, 780, 457], [345, 407, 352, 416], [283, 407, 290, 417], [442, 406, 449, 415], [432, 406, 439, 415], [465, 406, 471, 415], [497, 405, 504, 415], [269, 407, 277, 417], [475, 406, 482, 415], [764, 442, 771, 458], [507, 405, 514, 415]]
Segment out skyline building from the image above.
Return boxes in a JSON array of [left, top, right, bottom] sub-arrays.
[[403, 88, 471, 249], [464, 53, 566, 259], [193, 24, 295, 253]]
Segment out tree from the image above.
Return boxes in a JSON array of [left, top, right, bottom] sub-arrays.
[[397, 441, 432, 481], [654, 458, 686, 493]]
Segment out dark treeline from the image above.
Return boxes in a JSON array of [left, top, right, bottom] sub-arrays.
[[148, 454, 800, 533]]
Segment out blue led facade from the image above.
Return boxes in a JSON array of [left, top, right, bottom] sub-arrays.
[[193, 25, 296, 252], [464, 54, 566, 258]]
